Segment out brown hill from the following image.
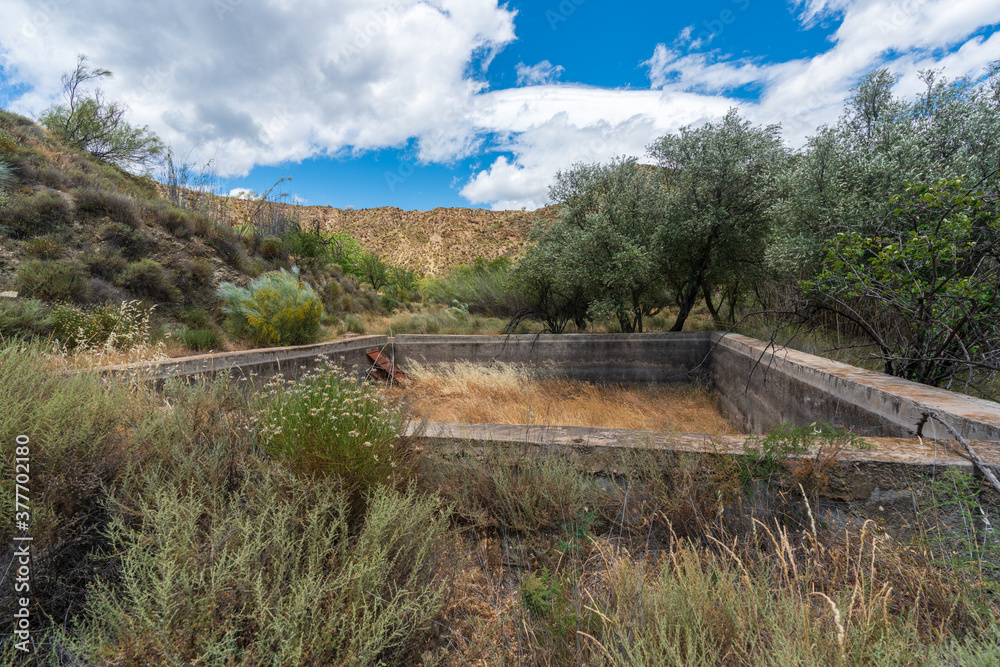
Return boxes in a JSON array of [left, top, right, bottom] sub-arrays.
[[297, 205, 559, 275]]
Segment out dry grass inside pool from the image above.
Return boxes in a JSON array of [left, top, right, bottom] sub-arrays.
[[391, 361, 738, 434]]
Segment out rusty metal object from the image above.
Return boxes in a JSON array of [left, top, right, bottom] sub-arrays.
[[367, 349, 408, 386]]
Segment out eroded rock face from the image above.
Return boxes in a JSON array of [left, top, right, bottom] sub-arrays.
[[298, 205, 560, 275]]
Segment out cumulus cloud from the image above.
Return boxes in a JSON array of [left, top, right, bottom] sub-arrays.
[[1, 0, 998, 210], [0, 0, 516, 175]]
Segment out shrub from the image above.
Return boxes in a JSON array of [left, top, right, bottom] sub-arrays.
[[82, 249, 128, 282], [320, 280, 344, 312], [73, 187, 142, 227], [51, 300, 153, 350], [342, 313, 366, 334], [73, 473, 450, 665], [422, 256, 527, 317], [0, 157, 14, 197], [177, 326, 223, 352], [0, 298, 54, 339], [118, 259, 180, 302], [0, 189, 73, 238], [258, 236, 286, 260], [16, 259, 90, 302], [254, 359, 409, 496], [147, 200, 193, 237], [218, 269, 323, 346], [209, 233, 245, 268], [0, 346, 130, 632], [24, 235, 64, 259], [100, 221, 155, 259], [422, 449, 599, 532]]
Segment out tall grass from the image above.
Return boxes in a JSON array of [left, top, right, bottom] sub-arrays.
[[401, 361, 737, 433]]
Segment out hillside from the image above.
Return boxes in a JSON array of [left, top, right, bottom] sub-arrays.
[[295, 204, 556, 275]]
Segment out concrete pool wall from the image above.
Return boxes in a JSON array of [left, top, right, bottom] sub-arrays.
[[106, 331, 1000, 442]]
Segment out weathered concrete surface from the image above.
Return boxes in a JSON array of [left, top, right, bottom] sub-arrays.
[[98, 332, 1000, 443], [409, 421, 1000, 537], [392, 332, 712, 384], [711, 333, 1000, 441], [101, 335, 388, 384]]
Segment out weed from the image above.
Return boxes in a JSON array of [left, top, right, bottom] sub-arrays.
[[72, 187, 141, 227], [342, 313, 366, 334], [0, 189, 73, 238], [99, 220, 155, 259], [0, 298, 54, 339], [118, 259, 180, 302], [82, 249, 128, 282], [16, 258, 90, 302], [24, 235, 64, 259], [51, 300, 154, 351], [176, 326, 223, 352], [258, 235, 286, 260]]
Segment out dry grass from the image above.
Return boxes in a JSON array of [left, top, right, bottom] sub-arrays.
[[396, 361, 738, 434]]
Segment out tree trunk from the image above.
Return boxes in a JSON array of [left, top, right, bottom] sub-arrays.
[[702, 283, 721, 325], [670, 287, 698, 332]]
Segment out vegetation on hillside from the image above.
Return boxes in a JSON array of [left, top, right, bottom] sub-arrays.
[[1, 344, 998, 664]]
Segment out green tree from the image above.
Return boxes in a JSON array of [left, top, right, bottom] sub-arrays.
[[39, 55, 163, 171], [773, 61, 1000, 280], [358, 250, 389, 291], [807, 179, 1000, 391], [516, 157, 670, 333], [648, 109, 788, 330]]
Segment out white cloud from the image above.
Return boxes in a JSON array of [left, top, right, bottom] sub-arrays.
[[228, 187, 254, 199], [1, 0, 998, 210], [515, 60, 565, 86], [0, 0, 516, 175]]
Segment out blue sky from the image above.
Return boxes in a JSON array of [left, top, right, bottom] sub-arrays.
[[1, 1, 999, 210]]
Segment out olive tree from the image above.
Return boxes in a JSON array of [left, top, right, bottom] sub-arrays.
[[513, 157, 670, 333], [648, 109, 788, 330], [40, 55, 163, 171]]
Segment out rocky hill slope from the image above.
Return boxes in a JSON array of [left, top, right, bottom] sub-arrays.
[[298, 204, 558, 275]]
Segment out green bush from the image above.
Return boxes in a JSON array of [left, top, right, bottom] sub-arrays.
[[0, 298, 54, 339], [73, 186, 142, 227], [421, 256, 526, 317], [52, 300, 153, 350], [147, 200, 193, 237], [118, 259, 180, 302], [24, 235, 64, 259], [254, 359, 409, 496], [258, 236, 286, 260], [16, 258, 90, 302], [82, 249, 128, 282], [218, 269, 324, 346], [99, 220, 155, 259], [0, 189, 73, 238], [0, 346, 130, 631], [342, 313, 366, 334], [72, 473, 450, 665], [177, 326, 223, 352], [0, 157, 14, 198]]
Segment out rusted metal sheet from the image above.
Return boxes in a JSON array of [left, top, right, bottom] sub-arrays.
[[367, 349, 408, 385]]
